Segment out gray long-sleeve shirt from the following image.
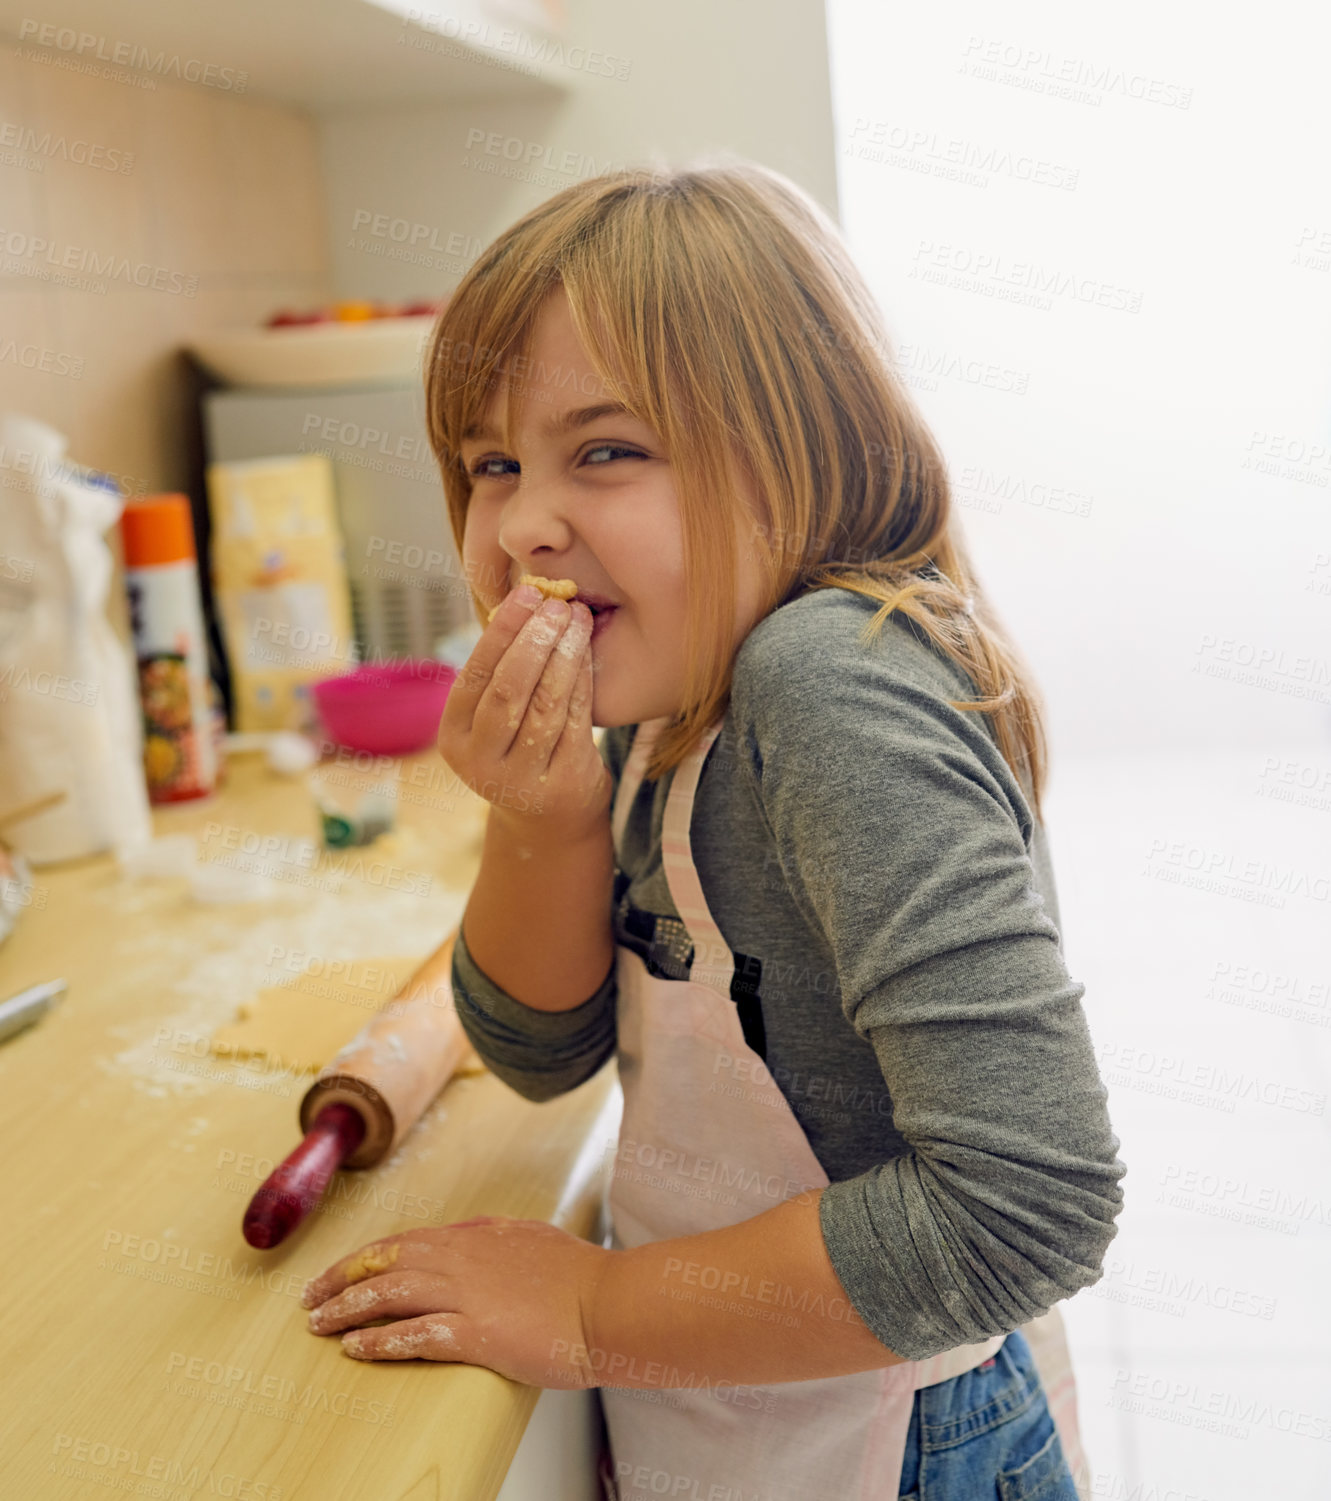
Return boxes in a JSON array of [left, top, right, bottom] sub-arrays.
[[451, 586, 1126, 1362]]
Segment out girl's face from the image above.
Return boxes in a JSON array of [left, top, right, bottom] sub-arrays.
[[459, 289, 767, 727]]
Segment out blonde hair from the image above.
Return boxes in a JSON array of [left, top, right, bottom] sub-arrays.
[[425, 158, 1050, 823]]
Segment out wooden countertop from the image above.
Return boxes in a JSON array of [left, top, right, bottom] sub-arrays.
[[0, 746, 621, 1501]]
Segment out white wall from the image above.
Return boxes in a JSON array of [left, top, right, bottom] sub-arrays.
[[827, 0, 1331, 761], [0, 41, 329, 494], [318, 0, 838, 302]]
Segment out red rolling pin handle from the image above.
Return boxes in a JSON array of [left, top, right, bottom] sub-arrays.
[[241, 929, 468, 1248], [242, 1104, 367, 1249]]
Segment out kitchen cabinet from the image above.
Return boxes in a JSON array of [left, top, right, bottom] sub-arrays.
[[0, 0, 575, 110]]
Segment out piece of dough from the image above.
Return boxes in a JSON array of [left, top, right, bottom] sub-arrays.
[[521, 574, 578, 600], [209, 954, 488, 1077], [342, 1243, 400, 1282], [487, 574, 579, 622]]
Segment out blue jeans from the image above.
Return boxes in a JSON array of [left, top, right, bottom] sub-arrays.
[[897, 1329, 1080, 1500]]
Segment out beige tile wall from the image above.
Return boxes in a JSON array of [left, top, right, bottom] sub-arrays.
[[0, 42, 331, 496]]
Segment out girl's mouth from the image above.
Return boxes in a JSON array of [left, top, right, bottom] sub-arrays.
[[573, 590, 619, 641], [589, 605, 618, 640]]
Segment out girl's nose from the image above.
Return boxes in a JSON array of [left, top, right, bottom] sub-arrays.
[[497, 477, 575, 559]]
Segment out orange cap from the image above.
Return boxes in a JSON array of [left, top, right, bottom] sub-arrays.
[[121, 494, 197, 567]]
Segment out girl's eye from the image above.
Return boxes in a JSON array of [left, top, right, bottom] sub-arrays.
[[582, 443, 643, 465], [468, 456, 519, 479], [467, 444, 643, 478]]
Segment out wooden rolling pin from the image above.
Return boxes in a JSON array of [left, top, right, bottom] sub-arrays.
[[243, 930, 471, 1248]]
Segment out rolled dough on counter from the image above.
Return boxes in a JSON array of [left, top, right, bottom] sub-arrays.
[[210, 955, 488, 1077]]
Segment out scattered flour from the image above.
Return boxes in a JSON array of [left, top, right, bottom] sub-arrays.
[[96, 881, 469, 1099]]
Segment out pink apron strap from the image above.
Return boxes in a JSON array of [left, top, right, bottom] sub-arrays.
[[610, 717, 669, 849], [657, 721, 734, 999], [1021, 1306, 1092, 1499], [612, 718, 734, 1000]]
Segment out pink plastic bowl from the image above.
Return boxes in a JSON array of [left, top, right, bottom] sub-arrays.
[[311, 659, 457, 756]]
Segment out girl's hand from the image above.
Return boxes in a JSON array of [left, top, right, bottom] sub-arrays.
[[437, 583, 611, 845], [301, 1217, 610, 1388]]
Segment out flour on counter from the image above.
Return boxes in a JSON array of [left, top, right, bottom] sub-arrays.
[[97, 885, 469, 1098]]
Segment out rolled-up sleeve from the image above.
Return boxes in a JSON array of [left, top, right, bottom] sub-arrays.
[[731, 598, 1127, 1361], [451, 930, 616, 1103]]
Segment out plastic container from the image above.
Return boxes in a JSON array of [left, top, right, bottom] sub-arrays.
[[120, 494, 218, 803], [310, 660, 456, 756], [308, 766, 396, 849]]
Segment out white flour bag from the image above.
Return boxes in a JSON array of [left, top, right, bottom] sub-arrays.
[[0, 413, 151, 863]]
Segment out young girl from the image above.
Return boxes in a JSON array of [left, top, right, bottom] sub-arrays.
[[301, 160, 1126, 1501]]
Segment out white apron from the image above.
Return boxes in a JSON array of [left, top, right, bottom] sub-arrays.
[[598, 717, 1091, 1501]]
